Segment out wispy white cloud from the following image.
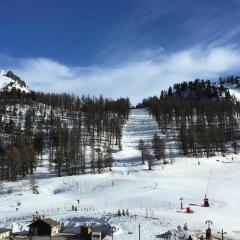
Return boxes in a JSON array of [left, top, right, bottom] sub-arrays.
[[7, 46, 240, 104]]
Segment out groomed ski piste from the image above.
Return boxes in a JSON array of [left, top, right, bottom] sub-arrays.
[[0, 108, 240, 240]]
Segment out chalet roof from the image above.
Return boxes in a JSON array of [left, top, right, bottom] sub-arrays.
[[29, 218, 60, 227], [41, 218, 60, 227], [91, 224, 111, 235], [91, 227, 102, 233], [0, 228, 11, 234]]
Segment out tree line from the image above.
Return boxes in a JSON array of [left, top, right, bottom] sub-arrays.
[[0, 89, 130, 181], [139, 79, 240, 157], [138, 134, 167, 170]]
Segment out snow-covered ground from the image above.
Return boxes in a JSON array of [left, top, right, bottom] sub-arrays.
[[113, 108, 162, 167], [228, 86, 240, 101], [0, 108, 240, 239]]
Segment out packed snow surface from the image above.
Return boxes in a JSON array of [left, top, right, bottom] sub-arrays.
[[0, 108, 240, 239]]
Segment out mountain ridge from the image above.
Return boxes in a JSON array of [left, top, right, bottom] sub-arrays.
[[0, 69, 31, 93]]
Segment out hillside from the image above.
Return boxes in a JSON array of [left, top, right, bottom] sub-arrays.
[[0, 70, 30, 93], [0, 70, 130, 181], [140, 79, 240, 160], [1, 75, 240, 239], [0, 108, 240, 239]]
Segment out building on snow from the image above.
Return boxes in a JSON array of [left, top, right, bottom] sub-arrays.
[[0, 228, 11, 239], [28, 218, 61, 236]]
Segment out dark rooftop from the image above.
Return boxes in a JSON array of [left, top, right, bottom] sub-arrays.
[[29, 218, 60, 227], [0, 228, 11, 234]]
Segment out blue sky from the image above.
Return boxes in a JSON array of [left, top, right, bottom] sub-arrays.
[[1, 0, 240, 103]]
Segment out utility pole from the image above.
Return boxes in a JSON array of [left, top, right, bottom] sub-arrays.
[[218, 229, 227, 240], [179, 197, 184, 210], [138, 223, 141, 240]]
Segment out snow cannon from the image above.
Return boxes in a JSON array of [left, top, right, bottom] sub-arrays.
[[205, 220, 213, 239], [186, 207, 193, 213], [203, 197, 210, 207], [206, 228, 212, 239], [204, 170, 212, 207]]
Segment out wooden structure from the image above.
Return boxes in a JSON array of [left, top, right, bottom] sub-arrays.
[[0, 229, 11, 239], [28, 218, 61, 236], [91, 227, 102, 240], [81, 226, 92, 238], [80, 224, 111, 240]]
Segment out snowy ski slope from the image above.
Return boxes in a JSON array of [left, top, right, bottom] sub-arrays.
[[113, 108, 162, 166], [0, 108, 240, 239]]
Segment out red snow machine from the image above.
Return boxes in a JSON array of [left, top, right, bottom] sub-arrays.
[[206, 228, 212, 239], [186, 207, 193, 213]]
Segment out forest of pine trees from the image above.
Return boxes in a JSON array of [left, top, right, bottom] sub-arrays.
[[219, 75, 240, 87], [138, 134, 166, 170], [0, 89, 130, 181], [140, 79, 240, 157], [2, 76, 240, 180]]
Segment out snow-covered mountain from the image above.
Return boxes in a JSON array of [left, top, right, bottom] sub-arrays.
[[0, 69, 31, 93], [1, 76, 240, 239]]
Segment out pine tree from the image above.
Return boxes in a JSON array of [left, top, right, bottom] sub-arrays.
[[138, 139, 145, 164]]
